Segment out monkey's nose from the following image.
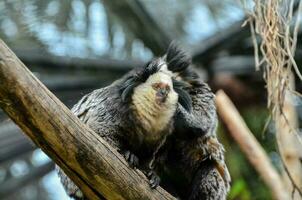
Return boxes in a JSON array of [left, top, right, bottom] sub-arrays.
[[158, 88, 168, 97], [153, 83, 170, 99]]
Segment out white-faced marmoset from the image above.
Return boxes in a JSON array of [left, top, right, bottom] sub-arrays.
[[57, 43, 230, 200]]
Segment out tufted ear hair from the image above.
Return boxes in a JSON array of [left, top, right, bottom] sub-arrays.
[[120, 76, 140, 102], [178, 67, 203, 86], [166, 43, 191, 73], [173, 79, 192, 112], [120, 59, 161, 103], [139, 59, 160, 81]]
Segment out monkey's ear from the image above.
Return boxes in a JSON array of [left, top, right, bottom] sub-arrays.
[[173, 79, 192, 112], [172, 78, 191, 88], [179, 68, 202, 86], [175, 87, 192, 112], [120, 77, 140, 102], [166, 43, 191, 72]]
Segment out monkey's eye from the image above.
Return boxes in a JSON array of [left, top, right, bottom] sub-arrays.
[[152, 83, 161, 90], [165, 85, 171, 92], [152, 83, 171, 92]]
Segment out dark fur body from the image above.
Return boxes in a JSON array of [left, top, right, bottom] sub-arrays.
[[57, 44, 230, 200], [156, 80, 230, 200], [153, 44, 230, 199]]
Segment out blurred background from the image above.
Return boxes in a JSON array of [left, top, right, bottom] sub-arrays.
[[0, 0, 302, 199]]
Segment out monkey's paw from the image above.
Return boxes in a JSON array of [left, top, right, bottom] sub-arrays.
[[123, 150, 139, 168], [147, 170, 160, 189]]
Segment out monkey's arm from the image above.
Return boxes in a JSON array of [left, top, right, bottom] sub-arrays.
[[175, 82, 217, 139]]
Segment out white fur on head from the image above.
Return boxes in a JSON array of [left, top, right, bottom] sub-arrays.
[[131, 68, 178, 140]]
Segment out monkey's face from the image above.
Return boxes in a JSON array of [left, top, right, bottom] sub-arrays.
[[120, 43, 194, 114], [132, 66, 178, 109], [129, 65, 178, 135]]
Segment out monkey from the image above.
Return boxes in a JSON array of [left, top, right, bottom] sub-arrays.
[[57, 43, 230, 200], [57, 47, 195, 199], [153, 44, 231, 200]]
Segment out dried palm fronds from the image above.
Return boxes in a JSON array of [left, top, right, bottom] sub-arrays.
[[243, 0, 302, 197]]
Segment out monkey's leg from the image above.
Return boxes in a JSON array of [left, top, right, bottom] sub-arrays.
[[185, 137, 230, 200]]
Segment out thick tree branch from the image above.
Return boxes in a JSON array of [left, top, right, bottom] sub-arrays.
[[0, 39, 175, 200], [215, 90, 290, 200]]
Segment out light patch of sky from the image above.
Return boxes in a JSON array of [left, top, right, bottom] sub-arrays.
[[215, 4, 244, 28], [16, 1, 94, 57], [131, 39, 153, 60], [3, 1, 250, 61], [10, 160, 30, 178], [46, 1, 60, 17], [1, 18, 18, 37], [71, 0, 87, 33], [1, 1, 155, 59], [29, 149, 71, 199], [31, 149, 51, 167], [112, 25, 127, 58], [184, 2, 243, 44], [184, 3, 218, 43], [42, 171, 71, 200], [88, 1, 110, 56]]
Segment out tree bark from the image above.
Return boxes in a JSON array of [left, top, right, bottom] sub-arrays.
[[215, 90, 290, 200], [0, 39, 175, 200]]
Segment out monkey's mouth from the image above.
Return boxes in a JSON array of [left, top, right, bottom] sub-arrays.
[[156, 89, 168, 104]]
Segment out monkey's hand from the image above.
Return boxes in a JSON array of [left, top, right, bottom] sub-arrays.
[[123, 151, 160, 188], [175, 82, 217, 139], [122, 150, 139, 168], [145, 170, 161, 189]]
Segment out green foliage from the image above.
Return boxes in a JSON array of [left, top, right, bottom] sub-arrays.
[[228, 179, 251, 200]]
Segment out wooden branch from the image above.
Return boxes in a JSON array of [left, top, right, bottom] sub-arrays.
[[0, 39, 175, 199], [215, 90, 290, 200]]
